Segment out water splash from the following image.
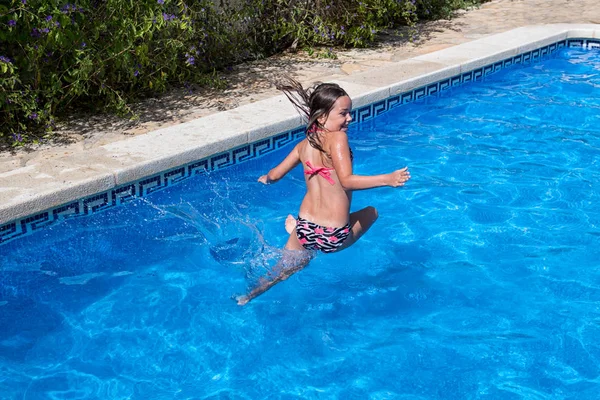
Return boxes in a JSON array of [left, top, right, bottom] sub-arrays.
[[140, 177, 285, 286]]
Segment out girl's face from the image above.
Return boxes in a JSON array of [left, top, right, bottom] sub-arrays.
[[319, 95, 353, 132]]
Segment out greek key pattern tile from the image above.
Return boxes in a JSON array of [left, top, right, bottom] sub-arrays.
[[1, 38, 598, 245], [568, 38, 600, 50]]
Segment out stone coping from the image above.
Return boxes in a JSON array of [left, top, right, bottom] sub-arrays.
[[1, 24, 599, 228]]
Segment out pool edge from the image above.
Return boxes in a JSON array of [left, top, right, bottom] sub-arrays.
[[1, 24, 600, 244]]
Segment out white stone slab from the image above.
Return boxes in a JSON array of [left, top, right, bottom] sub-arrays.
[[336, 59, 455, 94], [413, 41, 519, 73], [237, 95, 304, 143], [0, 168, 115, 224], [390, 65, 461, 97], [328, 81, 390, 108], [477, 25, 568, 50]]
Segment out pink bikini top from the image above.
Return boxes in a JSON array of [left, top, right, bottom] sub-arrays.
[[304, 161, 335, 185], [303, 147, 353, 186]]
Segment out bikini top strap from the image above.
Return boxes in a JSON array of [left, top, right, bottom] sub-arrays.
[[304, 161, 335, 185]]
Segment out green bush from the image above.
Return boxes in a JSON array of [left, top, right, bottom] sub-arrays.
[[0, 0, 488, 148], [238, 0, 419, 50], [0, 0, 240, 147], [417, 0, 487, 19]]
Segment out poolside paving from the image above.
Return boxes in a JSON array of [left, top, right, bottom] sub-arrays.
[[1, 0, 600, 225]]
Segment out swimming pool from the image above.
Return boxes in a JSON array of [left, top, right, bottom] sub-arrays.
[[2, 44, 600, 398]]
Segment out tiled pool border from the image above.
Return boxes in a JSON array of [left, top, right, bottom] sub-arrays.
[[1, 35, 600, 246]]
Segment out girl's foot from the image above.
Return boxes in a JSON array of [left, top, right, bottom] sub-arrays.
[[285, 214, 297, 234], [236, 295, 249, 306]]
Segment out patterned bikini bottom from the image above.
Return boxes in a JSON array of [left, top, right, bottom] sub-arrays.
[[295, 216, 351, 253]]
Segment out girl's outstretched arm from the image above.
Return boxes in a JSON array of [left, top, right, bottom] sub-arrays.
[[258, 142, 302, 184], [328, 131, 410, 190]]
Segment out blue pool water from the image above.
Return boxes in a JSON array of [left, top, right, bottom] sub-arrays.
[[2, 47, 600, 399]]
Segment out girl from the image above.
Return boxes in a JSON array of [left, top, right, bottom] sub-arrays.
[[236, 79, 410, 305]]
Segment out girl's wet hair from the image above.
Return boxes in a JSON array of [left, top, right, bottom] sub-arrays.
[[275, 77, 348, 155]]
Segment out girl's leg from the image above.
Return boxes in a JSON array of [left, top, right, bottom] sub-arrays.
[[283, 226, 305, 251], [237, 229, 313, 305], [337, 206, 379, 252], [285, 214, 297, 234]]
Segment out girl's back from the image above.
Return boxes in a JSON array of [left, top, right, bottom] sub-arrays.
[[297, 137, 352, 227]]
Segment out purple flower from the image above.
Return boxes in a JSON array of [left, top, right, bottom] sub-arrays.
[[8, 20, 16, 27], [21, 0, 26, 4], [186, 56, 195, 65], [81, 42, 86, 48], [28, 113, 38, 120], [0, 56, 12, 64], [13, 133, 23, 142], [32, 27, 51, 36], [157, 0, 164, 4], [45, 15, 52, 21], [134, 70, 139, 77]]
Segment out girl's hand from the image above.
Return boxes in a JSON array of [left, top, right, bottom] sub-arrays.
[[258, 174, 271, 184], [387, 167, 411, 187]]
